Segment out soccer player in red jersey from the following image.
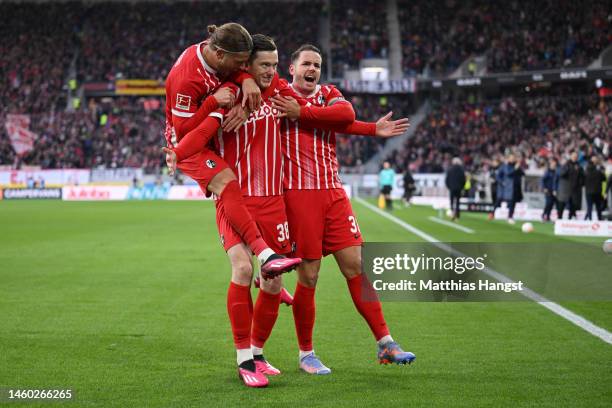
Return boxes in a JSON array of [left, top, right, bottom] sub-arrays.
[[163, 23, 301, 279], [271, 44, 415, 374], [165, 34, 363, 387]]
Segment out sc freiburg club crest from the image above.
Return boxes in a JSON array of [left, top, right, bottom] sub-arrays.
[[206, 159, 216, 169]]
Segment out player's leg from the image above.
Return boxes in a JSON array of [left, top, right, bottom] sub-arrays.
[[247, 196, 290, 376], [217, 204, 268, 387], [179, 151, 301, 278], [324, 189, 415, 365], [334, 246, 415, 365], [226, 243, 269, 387], [292, 259, 331, 374], [284, 190, 330, 374], [252, 275, 282, 375]]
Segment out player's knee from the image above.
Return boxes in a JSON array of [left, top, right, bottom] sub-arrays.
[[231, 261, 253, 284], [340, 256, 362, 280], [298, 271, 318, 288], [260, 276, 282, 294]]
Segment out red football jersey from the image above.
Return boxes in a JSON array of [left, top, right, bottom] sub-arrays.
[[216, 94, 284, 198], [164, 41, 223, 147], [281, 83, 346, 190]]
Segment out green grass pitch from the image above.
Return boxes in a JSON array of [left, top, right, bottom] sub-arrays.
[[1, 200, 611, 407]]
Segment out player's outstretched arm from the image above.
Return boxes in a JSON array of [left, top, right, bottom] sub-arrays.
[[291, 111, 409, 138], [271, 94, 355, 127], [340, 111, 410, 138]]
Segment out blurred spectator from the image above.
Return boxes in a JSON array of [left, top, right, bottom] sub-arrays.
[[491, 154, 519, 223], [557, 151, 585, 219], [541, 158, 559, 221], [402, 168, 416, 206], [584, 155, 605, 220], [445, 157, 466, 220]]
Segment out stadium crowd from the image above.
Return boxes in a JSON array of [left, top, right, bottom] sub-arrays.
[[330, 0, 388, 78], [385, 92, 611, 175], [78, 1, 321, 82], [1, 98, 164, 173], [337, 94, 415, 169], [1, 1, 610, 171]]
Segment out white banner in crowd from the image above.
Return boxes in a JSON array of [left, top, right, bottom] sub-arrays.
[[62, 186, 129, 201], [0, 169, 90, 185], [554, 220, 612, 237], [494, 204, 586, 221], [167, 185, 209, 200], [4, 114, 37, 155]]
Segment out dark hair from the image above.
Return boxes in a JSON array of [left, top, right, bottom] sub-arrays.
[[291, 44, 321, 63], [207, 23, 253, 53], [250, 34, 277, 60]]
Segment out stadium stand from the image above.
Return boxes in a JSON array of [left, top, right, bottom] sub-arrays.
[[0, 0, 610, 172], [386, 91, 611, 174], [330, 0, 388, 77]]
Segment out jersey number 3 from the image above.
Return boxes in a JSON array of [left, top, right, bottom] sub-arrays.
[[348, 216, 360, 234]]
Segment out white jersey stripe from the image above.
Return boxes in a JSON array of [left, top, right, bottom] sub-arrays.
[[321, 130, 329, 189], [270, 117, 274, 193], [295, 121, 301, 190], [264, 117, 269, 196], [313, 129, 320, 189], [327, 131, 335, 188], [246, 122, 252, 196], [171, 109, 195, 118], [235, 130, 242, 187], [285, 119, 292, 189]]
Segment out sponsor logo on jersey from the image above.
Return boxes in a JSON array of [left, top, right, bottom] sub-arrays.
[[206, 159, 216, 169], [176, 93, 191, 110]]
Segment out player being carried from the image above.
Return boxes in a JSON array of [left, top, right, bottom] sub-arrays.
[[162, 22, 301, 278], [271, 44, 416, 374]]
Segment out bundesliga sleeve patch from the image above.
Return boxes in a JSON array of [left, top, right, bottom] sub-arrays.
[[176, 93, 192, 110]]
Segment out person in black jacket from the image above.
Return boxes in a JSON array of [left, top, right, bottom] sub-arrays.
[[402, 169, 416, 207], [584, 156, 605, 220], [541, 159, 558, 221], [557, 151, 585, 219], [606, 173, 612, 220], [445, 157, 466, 220]]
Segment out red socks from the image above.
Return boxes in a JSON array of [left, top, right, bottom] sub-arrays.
[[346, 274, 390, 340], [251, 290, 281, 348], [292, 282, 316, 351], [227, 282, 253, 349], [219, 180, 268, 256]]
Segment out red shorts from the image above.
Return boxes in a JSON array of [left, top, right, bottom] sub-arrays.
[[284, 188, 363, 259], [216, 195, 291, 254], [177, 149, 229, 197]]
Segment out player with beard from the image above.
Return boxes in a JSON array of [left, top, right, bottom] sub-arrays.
[[271, 44, 415, 374], [163, 23, 301, 278]]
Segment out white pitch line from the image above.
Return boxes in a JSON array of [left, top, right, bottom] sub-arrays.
[[356, 197, 612, 345], [427, 216, 475, 233]]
